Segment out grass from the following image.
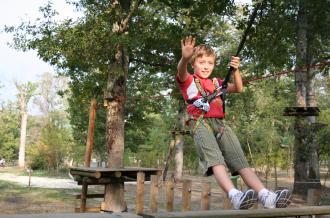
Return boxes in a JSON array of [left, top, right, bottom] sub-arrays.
[[0, 179, 78, 214], [0, 180, 76, 202]]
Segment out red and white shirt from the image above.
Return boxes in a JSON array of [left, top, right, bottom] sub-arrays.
[[176, 73, 225, 119]]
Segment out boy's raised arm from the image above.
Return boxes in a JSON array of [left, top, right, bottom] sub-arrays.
[[227, 56, 243, 93], [177, 36, 196, 82]]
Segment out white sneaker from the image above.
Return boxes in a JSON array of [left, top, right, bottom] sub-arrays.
[[259, 190, 277, 208], [259, 189, 292, 208], [230, 189, 258, 210], [275, 189, 292, 208]]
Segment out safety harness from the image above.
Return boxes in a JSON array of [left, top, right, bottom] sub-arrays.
[[188, 77, 222, 134]]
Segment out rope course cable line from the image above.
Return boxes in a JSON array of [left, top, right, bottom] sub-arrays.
[[140, 59, 330, 101]]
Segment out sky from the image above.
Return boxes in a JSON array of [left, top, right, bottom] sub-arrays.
[[0, 0, 80, 104]]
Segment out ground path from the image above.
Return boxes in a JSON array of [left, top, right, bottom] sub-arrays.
[[0, 172, 79, 189]]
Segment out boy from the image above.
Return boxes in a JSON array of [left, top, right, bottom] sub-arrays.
[[176, 36, 291, 209]]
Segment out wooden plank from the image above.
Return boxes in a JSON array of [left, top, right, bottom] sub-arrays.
[[182, 179, 192, 212], [136, 172, 145, 214], [70, 170, 102, 179], [79, 180, 88, 212], [75, 193, 104, 199], [70, 167, 162, 181], [223, 194, 231, 209], [150, 175, 159, 213], [70, 166, 161, 173], [0, 212, 143, 218], [200, 181, 210, 210], [76, 177, 124, 185], [283, 106, 320, 116], [141, 206, 330, 218], [74, 207, 100, 212], [165, 179, 174, 212]]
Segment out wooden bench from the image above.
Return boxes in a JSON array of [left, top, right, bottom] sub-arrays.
[[70, 167, 162, 213]]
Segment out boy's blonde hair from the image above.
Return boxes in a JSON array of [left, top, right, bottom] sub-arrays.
[[190, 44, 217, 64]]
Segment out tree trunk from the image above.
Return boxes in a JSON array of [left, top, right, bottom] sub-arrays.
[[103, 43, 128, 212], [18, 111, 27, 168], [306, 65, 321, 189], [293, 0, 312, 196]]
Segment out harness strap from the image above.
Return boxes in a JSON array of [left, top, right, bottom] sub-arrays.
[[195, 78, 207, 98], [191, 77, 221, 134]]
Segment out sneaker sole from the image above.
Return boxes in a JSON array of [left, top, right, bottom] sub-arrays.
[[276, 189, 292, 208], [239, 190, 258, 210]]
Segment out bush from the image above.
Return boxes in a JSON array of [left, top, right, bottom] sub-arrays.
[[29, 153, 48, 170]]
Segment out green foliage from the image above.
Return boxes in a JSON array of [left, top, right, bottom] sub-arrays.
[[227, 79, 295, 172], [27, 117, 75, 171], [134, 113, 172, 167], [28, 149, 48, 170], [315, 76, 330, 161], [241, 0, 330, 72], [0, 101, 20, 163]]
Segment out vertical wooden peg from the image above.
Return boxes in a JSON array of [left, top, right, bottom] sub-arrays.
[[201, 181, 211, 210], [150, 175, 159, 213], [166, 179, 174, 212], [182, 179, 192, 211], [136, 172, 145, 214]]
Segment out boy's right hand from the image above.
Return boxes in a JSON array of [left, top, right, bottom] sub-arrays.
[[181, 36, 196, 61]]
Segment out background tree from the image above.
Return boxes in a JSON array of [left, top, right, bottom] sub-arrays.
[[0, 101, 20, 164], [27, 72, 74, 171], [15, 81, 37, 168]]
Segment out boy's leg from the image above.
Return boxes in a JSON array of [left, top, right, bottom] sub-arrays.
[[213, 165, 258, 210], [238, 168, 292, 208], [238, 168, 265, 192], [212, 164, 235, 193], [216, 123, 291, 209]]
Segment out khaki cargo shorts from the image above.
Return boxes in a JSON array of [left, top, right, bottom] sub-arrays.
[[189, 117, 249, 176]]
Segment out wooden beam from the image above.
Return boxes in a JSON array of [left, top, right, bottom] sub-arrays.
[[84, 98, 97, 167], [142, 206, 330, 218], [70, 170, 102, 179], [0, 212, 143, 218], [75, 193, 104, 199], [136, 172, 145, 214], [283, 107, 320, 116]]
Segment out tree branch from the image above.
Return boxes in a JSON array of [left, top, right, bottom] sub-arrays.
[[119, 0, 143, 33], [130, 58, 172, 68]]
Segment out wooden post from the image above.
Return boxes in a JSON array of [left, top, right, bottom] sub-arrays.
[[201, 181, 210, 210], [27, 169, 32, 188], [136, 172, 145, 214], [84, 98, 97, 167], [223, 193, 231, 209], [307, 188, 321, 206], [166, 179, 174, 212], [182, 179, 192, 211], [150, 175, 159, 213], [80, 178, 88, 212]]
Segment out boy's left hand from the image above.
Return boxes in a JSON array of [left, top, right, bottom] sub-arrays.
[[230, 56, 240, 70]]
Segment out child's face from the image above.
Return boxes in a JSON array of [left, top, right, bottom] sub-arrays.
[[192, 55, 215, 79]]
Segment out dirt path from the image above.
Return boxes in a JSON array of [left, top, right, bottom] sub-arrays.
[[0, 173, 79, 189]]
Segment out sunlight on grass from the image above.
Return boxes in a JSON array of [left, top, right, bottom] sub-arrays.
[[0, 180, 77, 202]]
